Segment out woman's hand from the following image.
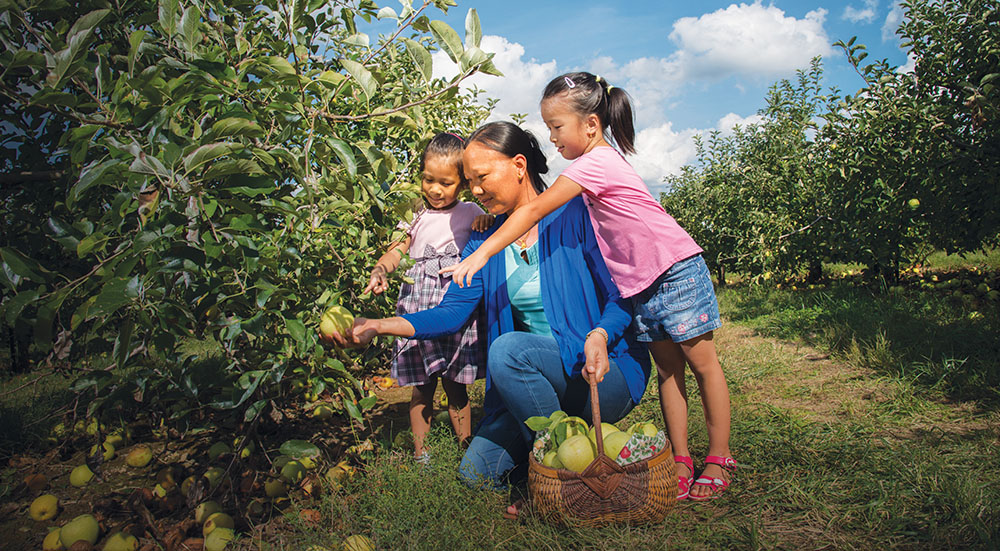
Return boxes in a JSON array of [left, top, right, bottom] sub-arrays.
[[363, 267, 389, 295], [319, 317, 380, 348], [582, 330, 610, 384], [471, 214, 495, 232], [439, 249, 487, 288]]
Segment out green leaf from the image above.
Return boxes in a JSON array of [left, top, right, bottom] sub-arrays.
[[113, 316, 134, 368], [179, 5, 202, 52], [340, 58, 376, 101], [459, 46, 488, 72], [524, 416, 552, 432], [77, 232, 109, 257], [359, 394, 377, 410], [129, 153, 172, 181], [68, 159, 119, 209], [402, 38, 433, 82], [30, 89, 77, 107], [429, 20, 463, 64], [4, 289, 40, 325], [128, 30, 146, 76], [0, 247, 52, 283], [285, 318, 307, 342], [328, 138, 357, 177], [279, 439, 321, 459], [376, 6, 397, 19], [203, 159, 263, 180], [34, 304, 56, 352], [263, 56, 296, 75], [210, 118, 264, 138], [183, 142, 236, 173], [159, 0, 179, 35], [465, 8, 481, 48]]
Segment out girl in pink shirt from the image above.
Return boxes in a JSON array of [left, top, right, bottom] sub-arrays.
[[443, 73, 735, 501]]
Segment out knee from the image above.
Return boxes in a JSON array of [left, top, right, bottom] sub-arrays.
[[487, 332, 526, 378], [458, 447, 501, 489]]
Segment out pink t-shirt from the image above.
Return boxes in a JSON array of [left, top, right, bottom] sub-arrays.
[[560, 146, 702, 298], [399, 201, 484, 260]]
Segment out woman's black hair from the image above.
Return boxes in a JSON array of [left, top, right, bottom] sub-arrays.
[[542, 71, 636, 155], [421, 132, 468, 186], [465, 121, 549, 194]]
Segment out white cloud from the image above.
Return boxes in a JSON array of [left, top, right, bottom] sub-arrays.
[[717, 112, 764, 135], [882, 1, 904, 42], [843, 0, 878, 23], [897, 51, 916, 73], [668, 2, 833, 79], [632, 123, 702, 195]]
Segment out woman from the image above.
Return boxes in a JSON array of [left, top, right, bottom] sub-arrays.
[[327, 122, 650, 498]]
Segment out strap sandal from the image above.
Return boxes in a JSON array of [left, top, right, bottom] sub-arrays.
[[689, 455, 736, 501], [675, 455, 694, 501]]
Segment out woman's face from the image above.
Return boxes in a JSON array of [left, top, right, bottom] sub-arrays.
[[462, 141, 529, 215]]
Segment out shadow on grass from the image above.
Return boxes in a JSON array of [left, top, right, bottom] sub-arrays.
[[718, 283, 1000, 409]]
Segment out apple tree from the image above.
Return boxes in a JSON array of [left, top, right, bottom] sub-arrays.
[[0, 0, 499, 427]]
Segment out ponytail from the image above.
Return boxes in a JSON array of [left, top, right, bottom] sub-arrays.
[[542, 72, 636, 155], [466, 121, 549, 194]]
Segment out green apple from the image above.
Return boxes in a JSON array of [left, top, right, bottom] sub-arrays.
[[42, 528, 63, 551], [208, 442, 231, 461], [125, 445, 153, 468], [69, 464, 95, 487], [556, 434, 595, 473], [204, 527, 235, 551], [194, 501, 222, 524], [29, 494, 59, 521], [102, 531, 139, 551], [203, 512, 235, 536], [59, 514, 99, 546]]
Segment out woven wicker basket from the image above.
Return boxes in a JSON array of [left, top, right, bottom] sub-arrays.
[[527, 380, 677, 526]]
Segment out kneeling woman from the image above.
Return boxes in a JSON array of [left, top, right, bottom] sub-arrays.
[[328, 122, 650, 488]]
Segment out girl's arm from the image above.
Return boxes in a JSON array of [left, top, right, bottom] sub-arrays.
[[442, 176, 583, 287], [321, 316, 415, 348], [363, 237, 411, 295]]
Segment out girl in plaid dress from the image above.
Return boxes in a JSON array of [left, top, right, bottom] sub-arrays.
[[364, 132, 488, 462]]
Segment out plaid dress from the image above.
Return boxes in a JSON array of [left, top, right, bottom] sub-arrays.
[[391, 243, 486, 387]]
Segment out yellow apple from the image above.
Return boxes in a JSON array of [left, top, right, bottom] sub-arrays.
[[29, 494, 59, 521]]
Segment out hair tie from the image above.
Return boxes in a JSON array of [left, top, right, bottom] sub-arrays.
[[564, 76, 576, 89], [445, 132, 465, 142], [606, 84, 615, 93]]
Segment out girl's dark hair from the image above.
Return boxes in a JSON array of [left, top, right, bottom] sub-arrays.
[[421, 132, 468, 185], [542, 71, 636, 155], [466, 121, 549, 194]]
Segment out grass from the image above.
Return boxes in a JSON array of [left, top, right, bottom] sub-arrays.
[[261, 286, 999, 550], [3, 254, 998, 550]]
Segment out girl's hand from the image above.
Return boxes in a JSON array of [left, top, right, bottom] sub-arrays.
[[471, 214, 495, 232], [582, 330, 610, 384], [363, 267, 389, 295], [439, 250, 487, 288]]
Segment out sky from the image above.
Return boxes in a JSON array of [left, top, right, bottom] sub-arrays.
[[396, 0, 913, 195]]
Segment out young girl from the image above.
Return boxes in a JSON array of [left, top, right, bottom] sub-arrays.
[[443, 73, 735, 500], [365, 132, 487, 464]]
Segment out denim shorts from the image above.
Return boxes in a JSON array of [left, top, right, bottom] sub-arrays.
[[631, 254, 722, 343]]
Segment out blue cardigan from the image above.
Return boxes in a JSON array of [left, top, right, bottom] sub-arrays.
[[402, 197, 650, 417]]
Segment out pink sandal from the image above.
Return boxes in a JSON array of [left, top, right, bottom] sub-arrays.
[[689, 455, 736, 501], [675, 455, 694, 501]]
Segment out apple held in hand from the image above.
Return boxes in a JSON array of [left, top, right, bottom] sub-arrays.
[[319, 306, 354, 339]]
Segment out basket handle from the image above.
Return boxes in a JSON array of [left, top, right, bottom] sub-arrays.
[[589, 377, 605, 459]]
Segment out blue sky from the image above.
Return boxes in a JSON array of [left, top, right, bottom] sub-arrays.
[[411, 0, 911, 193]]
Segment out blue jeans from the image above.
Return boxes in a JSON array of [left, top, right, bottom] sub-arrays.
[[458, 332, 637, 488]]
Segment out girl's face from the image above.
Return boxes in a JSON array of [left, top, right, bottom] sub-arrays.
[[541, 94, 601, 160], [462, 141, 529, 215], [421, 153, 463, 209]]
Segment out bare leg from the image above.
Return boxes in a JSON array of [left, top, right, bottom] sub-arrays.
[[679, 331, 732, 498], [440, 378, 472, 445], [648, 339, 692, 482], [409, 380, 437, 458]]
